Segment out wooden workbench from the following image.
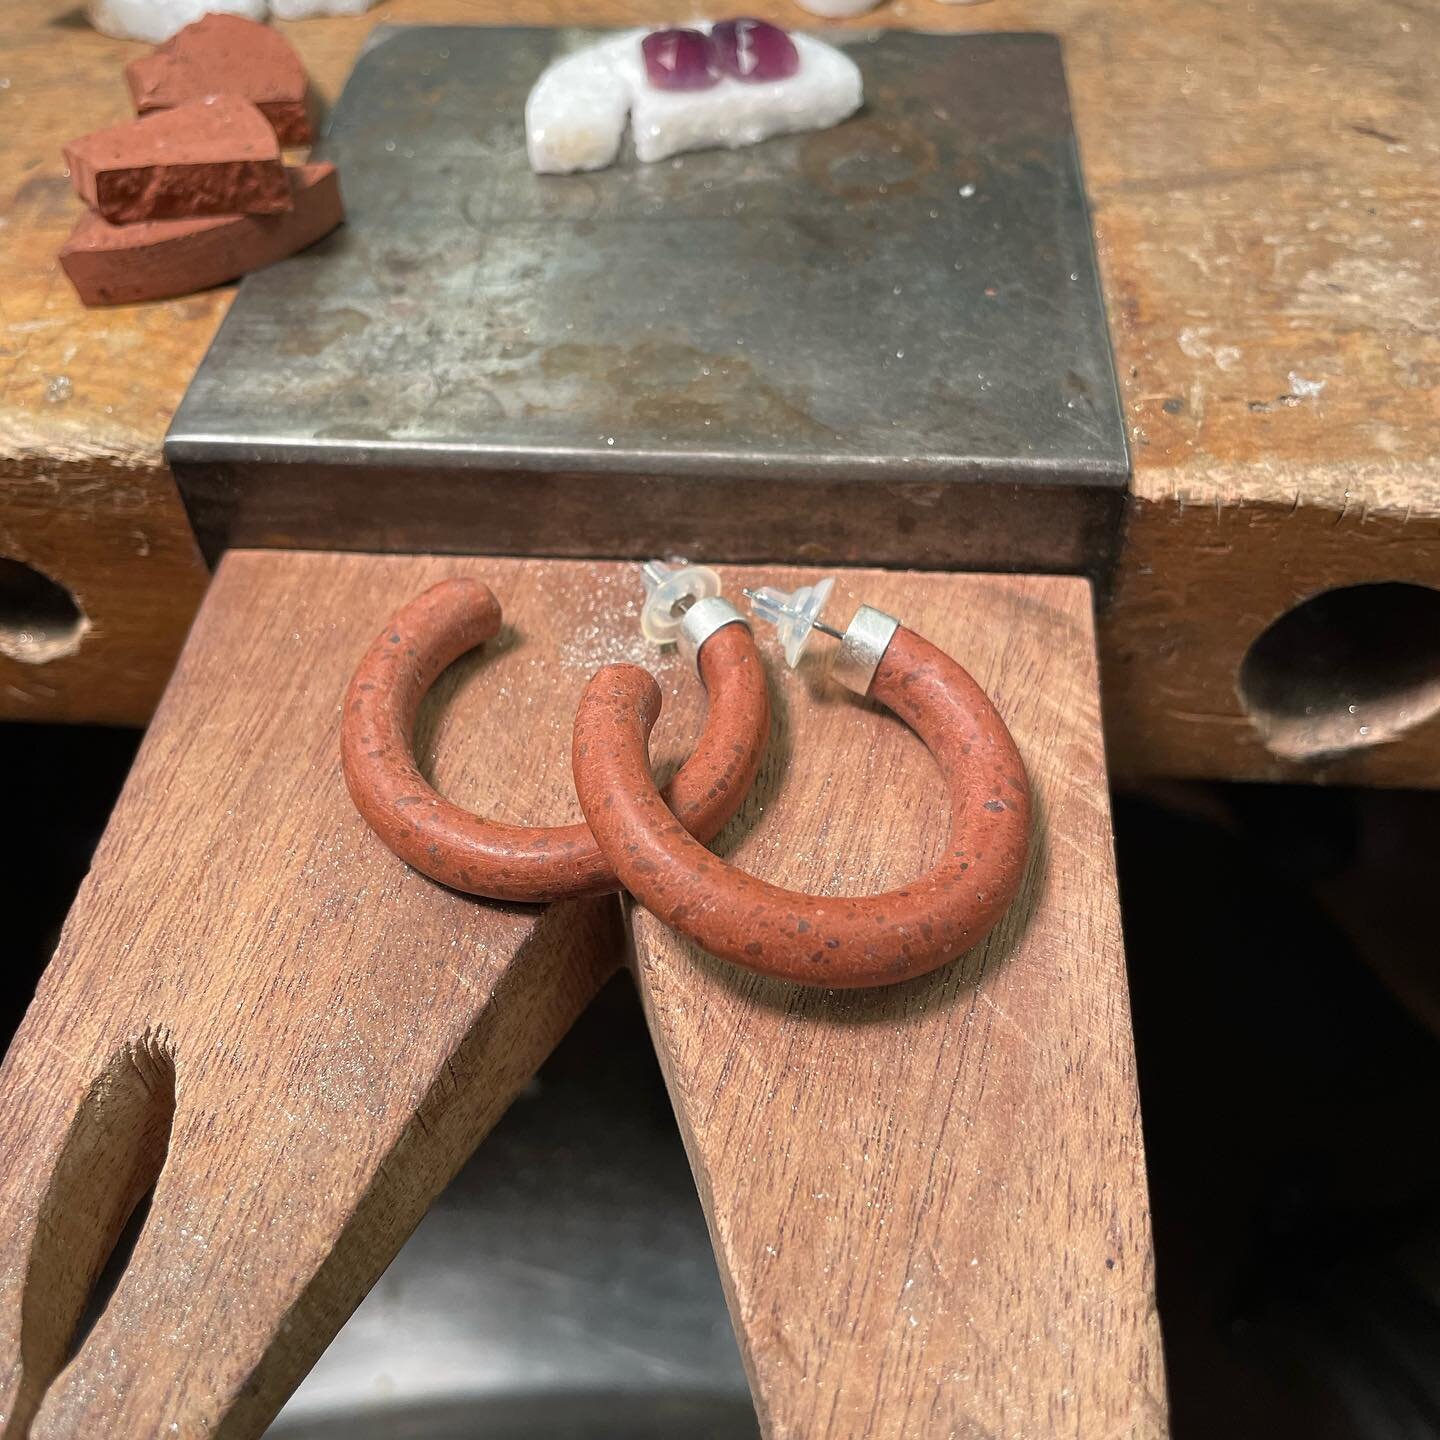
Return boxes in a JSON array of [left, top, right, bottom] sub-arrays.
[[0, 557, 1163, 1437], [2, 0, 1438, 788]]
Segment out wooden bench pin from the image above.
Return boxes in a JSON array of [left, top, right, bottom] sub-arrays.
[[574, 577, 1032, 988]]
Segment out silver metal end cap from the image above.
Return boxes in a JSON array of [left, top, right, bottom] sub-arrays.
[[679, 596, 749, 674], [832, 605, 900, 696]]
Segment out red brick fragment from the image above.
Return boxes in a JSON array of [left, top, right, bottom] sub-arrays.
[[64, 96, 290, 224], [127, 13, 314, 146], [59, 162, 343, 307]]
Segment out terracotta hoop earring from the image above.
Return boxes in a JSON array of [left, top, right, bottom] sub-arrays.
[[342, 572, 769, 903], [572, 581, 1031, 988]]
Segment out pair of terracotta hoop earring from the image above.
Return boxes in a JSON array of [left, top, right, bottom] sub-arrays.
[[341, 568, 1031, 990]]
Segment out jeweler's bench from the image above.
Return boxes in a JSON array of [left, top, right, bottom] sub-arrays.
[[1, 0, 1436, 1434], [3, 0, 1438, 784]]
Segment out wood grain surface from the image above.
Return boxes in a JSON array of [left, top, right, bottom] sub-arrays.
[[0, 550, 631, 1438], [0, 459, 207, 725], [0, 553, 1163, 1435], [2, 0, 1436, 763], [632, 568, 1166, 1438]]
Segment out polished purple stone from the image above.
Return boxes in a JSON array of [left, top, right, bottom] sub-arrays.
[[642, 28, 718, 90], [709, 18, 799, 83]]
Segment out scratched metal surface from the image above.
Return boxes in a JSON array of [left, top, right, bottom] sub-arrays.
[[169, 26, 1126, 570]]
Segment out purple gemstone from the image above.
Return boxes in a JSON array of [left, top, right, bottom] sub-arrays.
[[642, 28, 718, 91], [709, 18, 799, 83]]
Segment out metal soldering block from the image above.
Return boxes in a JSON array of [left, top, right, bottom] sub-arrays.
[[168, 27, 1127, 574]]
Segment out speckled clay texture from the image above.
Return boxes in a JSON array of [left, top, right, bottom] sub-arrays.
[[573, 626, 1031, 988], [64, 96, 290, 223], [59, 162, 341, 306], [127, 13, 314, 146], [341, 578, 769, 903]]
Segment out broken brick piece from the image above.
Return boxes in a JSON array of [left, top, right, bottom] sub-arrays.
[[64, 95, 290, 224], [126, 13, 314, 146], [59, 162, 343, 306]]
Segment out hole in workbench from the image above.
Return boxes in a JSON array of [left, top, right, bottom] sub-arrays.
[[1238, 582, 1440, 762], [0, 557, 88, 664]]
